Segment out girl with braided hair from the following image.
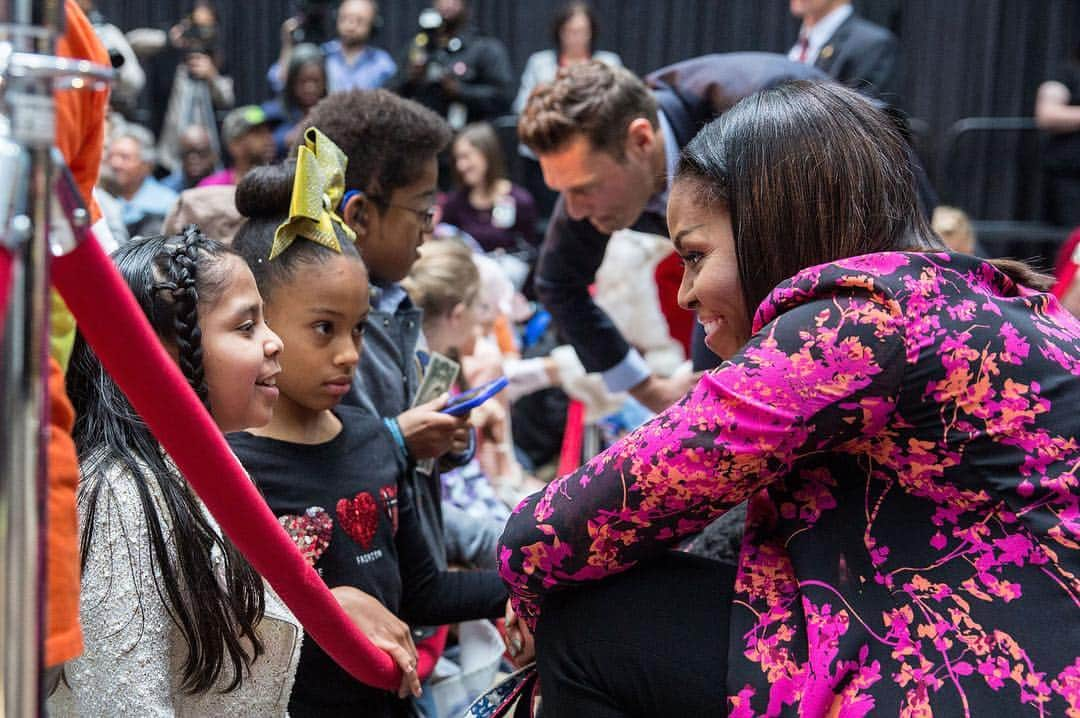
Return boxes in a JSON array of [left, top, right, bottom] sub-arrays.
[[54, 226, 301, 715]]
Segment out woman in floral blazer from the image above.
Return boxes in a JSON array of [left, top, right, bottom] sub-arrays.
[[498, 81, 1080, 717]]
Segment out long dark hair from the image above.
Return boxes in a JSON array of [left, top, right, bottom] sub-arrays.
[[676, 81, 1049, 317], [283, 43, 327, 113], [552, 1, 597, 56], [452, 122, 506, 191], [67, 227, 266, 694]]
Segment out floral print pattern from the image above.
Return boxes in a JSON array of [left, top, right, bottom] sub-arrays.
[[498, 252, 1080, 717]]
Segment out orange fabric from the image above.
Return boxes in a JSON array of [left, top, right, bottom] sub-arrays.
[[44, 356, 82, 667], [44, 0, 110, 666], [492, 314, 517, 355], [55, 0, 109, 225]]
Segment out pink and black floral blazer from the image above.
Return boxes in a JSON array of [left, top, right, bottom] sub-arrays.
[[499, 252, 1080, 717]]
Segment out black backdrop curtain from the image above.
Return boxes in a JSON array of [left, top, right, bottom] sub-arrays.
[[97, 0, 1080, 223]]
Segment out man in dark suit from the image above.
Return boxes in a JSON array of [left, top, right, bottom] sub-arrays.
[[788, 0, 899, 101], [519, 54, 827, 412]]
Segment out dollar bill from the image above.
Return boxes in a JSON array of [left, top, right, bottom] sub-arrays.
[[412, 351, 460, 407]]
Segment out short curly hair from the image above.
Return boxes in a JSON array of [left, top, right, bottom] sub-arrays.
[[297, 89, 452, 203]]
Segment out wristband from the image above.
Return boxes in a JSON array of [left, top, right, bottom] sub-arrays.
[[383, 417, 412, 464]]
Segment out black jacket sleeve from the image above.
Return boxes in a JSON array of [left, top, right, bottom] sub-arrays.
[[533, 196, 632, 374], [395, 472, 507, 625]]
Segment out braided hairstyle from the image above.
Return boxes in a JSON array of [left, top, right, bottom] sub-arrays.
[[67, 228, 267, 694], [161, 226, 212, 408]]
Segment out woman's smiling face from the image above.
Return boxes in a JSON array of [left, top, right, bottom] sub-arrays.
[[668, 178, 752, 360]]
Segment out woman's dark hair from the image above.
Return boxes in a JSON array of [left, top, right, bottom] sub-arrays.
[[67, 227, 266, 694], [297, 89, 451, 211], [552, 2, 597, 56], [233, 160, 363, 300], [452, 122, 506, 191], [283, 43, 327, 112], [676, 80, 1051, 317]]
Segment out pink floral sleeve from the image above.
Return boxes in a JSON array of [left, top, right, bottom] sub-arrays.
[[499, 267, 907, 625]]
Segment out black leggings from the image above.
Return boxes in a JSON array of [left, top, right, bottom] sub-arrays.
[[534, 551, 735, 718]]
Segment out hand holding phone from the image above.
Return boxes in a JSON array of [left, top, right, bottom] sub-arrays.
[[440, 377, 508, 417]]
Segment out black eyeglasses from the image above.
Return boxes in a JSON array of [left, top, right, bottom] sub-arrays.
[[345, 191, 436, 232], [385, 202, 436, 232]]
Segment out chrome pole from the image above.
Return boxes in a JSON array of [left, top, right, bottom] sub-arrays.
[[0, 0, 63, 715]]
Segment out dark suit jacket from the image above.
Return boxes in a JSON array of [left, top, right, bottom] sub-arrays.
[[534, 53, 827, 377], [815, 13, 900, 100]]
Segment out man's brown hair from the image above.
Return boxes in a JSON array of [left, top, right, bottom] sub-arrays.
[[518, 60, 658, 159]]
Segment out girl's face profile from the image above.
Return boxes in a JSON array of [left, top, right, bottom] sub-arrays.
[[265, 253, 370, 414], [198, 254, 284, 433], [667, 179, 751, 360]]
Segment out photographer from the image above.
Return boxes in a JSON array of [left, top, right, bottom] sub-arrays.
[[156, 0, 234, 176], [391, 0, 513, 129], [268, 0, 395, 95]]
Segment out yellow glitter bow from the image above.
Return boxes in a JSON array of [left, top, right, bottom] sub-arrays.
[[269, 127, 357, 259]]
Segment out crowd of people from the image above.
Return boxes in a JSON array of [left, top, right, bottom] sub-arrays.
[[31, 0, 1080, 717]]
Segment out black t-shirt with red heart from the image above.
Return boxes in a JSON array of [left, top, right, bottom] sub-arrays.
[[229, 404, 506, 717]]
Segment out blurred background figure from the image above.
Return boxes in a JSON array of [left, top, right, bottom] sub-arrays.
[[1036, 42, 1080, 230], [156, 0, 234, 175], [514, 1, 622, 216], [513, 2, 621, 115], [788, 0, 899, 101], [932, 205, 982, 255], [198, 105, 277, 188], [103, 124, 178, 237], [262, 43, 328, 159], [161, 125, 218, 192], [268, 0, 395, 95], [392, 0, 513, 129], [441, 122, 538, 253]]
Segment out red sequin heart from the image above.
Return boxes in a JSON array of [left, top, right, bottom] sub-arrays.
[[337, 491, 379, 550], [277, 506, 332, 566]]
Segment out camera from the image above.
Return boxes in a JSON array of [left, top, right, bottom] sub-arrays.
[[179, 19, 217, 56], [289, 0, 335, 46]]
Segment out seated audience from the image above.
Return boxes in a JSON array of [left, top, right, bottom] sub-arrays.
[[441, 123, 539, 252], [104, 124, 178, 237], [198, 105, 277, 187], [161, 125, 218, 192]]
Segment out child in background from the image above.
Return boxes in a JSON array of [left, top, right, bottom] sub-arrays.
[[228, 151, 507, 717], [54, 229, 300, 715], [401, 240, 510, 564]]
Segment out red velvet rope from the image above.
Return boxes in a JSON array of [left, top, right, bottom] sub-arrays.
[[0, 246, 12, 343], [52, 236, 402, 690]]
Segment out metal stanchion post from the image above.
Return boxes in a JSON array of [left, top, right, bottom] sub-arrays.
[[0, 2, 110, 714]]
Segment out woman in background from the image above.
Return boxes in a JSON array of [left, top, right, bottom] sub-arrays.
[[261, 43, 327, 160], [441, 123, 538, 253], [514, 2, 622, 217]]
